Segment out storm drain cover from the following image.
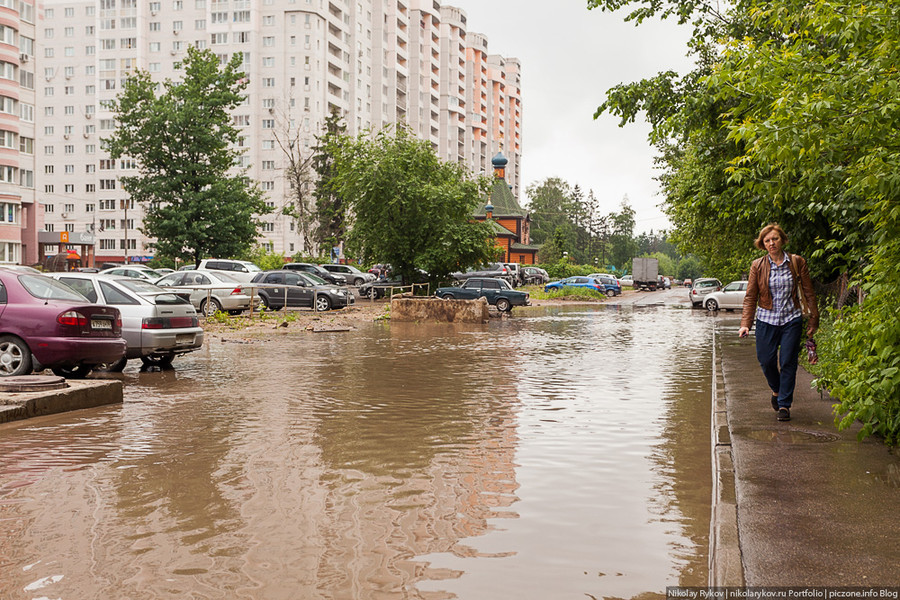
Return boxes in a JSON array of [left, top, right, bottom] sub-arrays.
[[0, 375, 68, 393], [744, 428, 841, 444]]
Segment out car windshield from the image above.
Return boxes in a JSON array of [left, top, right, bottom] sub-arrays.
[[137, 268, 164, 279], [19, 274, 89, 301], [299, 272, 326, 285], [245, 264, 262, 272]]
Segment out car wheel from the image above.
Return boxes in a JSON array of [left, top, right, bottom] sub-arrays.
[[441, 293, 455, 299], [0, 335, 33, 376], [227, 309, 243, 316], [496, 298, 512, 312], [605, 289, 615, 297], [354, 277, 364, 286], [705, 298, 719, 311], [140, 354, 175, 367], [199, 298, 222, 317], [315, 295, 332, 312], [94, 357, 128, 372], [52, 364, 93, 379]]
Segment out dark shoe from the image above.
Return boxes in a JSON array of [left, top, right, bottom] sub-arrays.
[[777, 408, 791, 422], [771, 394, 779, 412]]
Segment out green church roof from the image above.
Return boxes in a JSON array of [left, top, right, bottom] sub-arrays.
[[473, 177, 529, 219]]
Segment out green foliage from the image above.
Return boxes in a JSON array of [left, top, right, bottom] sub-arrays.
[[105, 46, 270, 266], [244, 247, 288, 271], [535, 286, 607, 301], [330, 125, 496, 286]]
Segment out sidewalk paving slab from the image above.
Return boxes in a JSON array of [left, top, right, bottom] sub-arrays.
[[717, 317, 900, 586]]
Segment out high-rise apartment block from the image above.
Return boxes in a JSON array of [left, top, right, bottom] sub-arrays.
[[0, 0, 521, 266]]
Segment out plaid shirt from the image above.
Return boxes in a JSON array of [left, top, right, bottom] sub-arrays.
[[756, 252, 802, 326]]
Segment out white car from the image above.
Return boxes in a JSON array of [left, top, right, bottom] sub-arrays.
[[196, 259, 262, 282], [50, 272, 204, 370], [155, 269, 261, 316], [703, 280, 747, 311], [100, 265, 166, 282]]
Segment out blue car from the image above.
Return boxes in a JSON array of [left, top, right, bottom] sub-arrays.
[[544, 276, 619, 296]]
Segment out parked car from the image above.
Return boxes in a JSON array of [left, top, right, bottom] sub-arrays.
[[154, 269, 261, 316], [522, 266, 550, 285], [50, 273, 204, 370], [688, 277, 723, 307], [544, 276, 618, 296], [100, 265, 167, 282], [0, 270, 126, 378], [620, 274, 634, 287], [435, 277, 530, 312], [703, 280, 748, 312], [683, 278, 693, 288], [597, 276, 622, 296], [0, 265, 43, 275], [451, 262, 514, 285], [283, 262, 347, 286], [503, 263, 524, 286], [250, 270, 354, 311], [359, 270, 429, 299], [319, 263, 376, 286], [196, 259, 262, 282]]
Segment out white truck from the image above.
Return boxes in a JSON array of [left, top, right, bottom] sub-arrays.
[[632, 257, 660, 291]]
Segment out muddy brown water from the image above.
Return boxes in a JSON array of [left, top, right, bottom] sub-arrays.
[[0, 305, 713, 599]]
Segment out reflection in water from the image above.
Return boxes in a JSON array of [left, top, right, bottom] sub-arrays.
[[0, 305, 712, 599]]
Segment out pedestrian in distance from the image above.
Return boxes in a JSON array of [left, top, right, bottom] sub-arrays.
[[737, 223, 819, 422]]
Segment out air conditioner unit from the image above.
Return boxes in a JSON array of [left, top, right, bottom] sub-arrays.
[[19, 53, 30, 63], [151, 9, 157, 15], [170, 50, 178, 55], [173, 29, 179, 35], [85, 113, 93, 119], [61, 212, 69, 219], [83, 132, 90, 138], [268, 107, 274, 114], [63, 134, 70, 139]]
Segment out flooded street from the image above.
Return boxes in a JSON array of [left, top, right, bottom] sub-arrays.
[[1, 299, 714, 599]]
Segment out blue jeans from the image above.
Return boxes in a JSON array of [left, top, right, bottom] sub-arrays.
[[755, 317, 803, 409]]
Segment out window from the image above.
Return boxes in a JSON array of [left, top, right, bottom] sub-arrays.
[[100, 179, 116, 190], [149, 41, 160, 52], [0, 130, 16, 149], [45, 165, 54, 174], [261, 119, 274, 129], [211, 33, 227, 45], [44, 204, 54, 213], [100, 199, 116, 210], [262, 181, 274, 190], [262, 57, 274, 67], [233, 115, 249, 126], [262, 140, 274, 150], [261, 160, 275, 170], [64, 165, 74, 174], [64, 203, 75, 212], [149, 22, 160, 31], [263, 36, 275, 46], [19, 136, 33, 154], [20, 170, 33, 188], [195, 19, 206, 30], [262, 78, 275, 87]]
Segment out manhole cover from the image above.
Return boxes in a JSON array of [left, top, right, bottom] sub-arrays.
[[744, 428, 841, 444], [0, 375, 68, 393]]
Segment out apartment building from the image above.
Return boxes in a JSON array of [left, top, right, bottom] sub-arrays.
[[0, 0, 38, 265], [30, 0, 522, 265]]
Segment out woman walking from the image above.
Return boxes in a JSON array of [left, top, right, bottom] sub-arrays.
[[738, 224, 819, 422]]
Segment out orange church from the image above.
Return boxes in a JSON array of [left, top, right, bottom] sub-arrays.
[[474, 152, 540, 265]]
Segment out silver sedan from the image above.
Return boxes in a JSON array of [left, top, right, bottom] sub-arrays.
[[154, 269, 261, 316], [50, 273, 204, 370]]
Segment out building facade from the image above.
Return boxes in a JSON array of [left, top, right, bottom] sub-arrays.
[[26, 0, 522, 266], [0, 0, 39, 266]]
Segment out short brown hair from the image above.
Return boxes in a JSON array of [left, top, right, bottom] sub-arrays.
[[755, 223, 788, 250]]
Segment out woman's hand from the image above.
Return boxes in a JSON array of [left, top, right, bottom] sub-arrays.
[[738, 326, 750, 338]]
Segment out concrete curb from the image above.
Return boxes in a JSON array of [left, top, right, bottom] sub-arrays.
[[709, 327, 745, 585], [0, 379, 123, 424]]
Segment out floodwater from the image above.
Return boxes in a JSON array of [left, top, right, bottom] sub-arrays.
[[0, 304, 714, 600]]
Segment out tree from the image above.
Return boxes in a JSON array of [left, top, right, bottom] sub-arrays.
[[330, 125, 497, 285], [607, 200, 638, 269], [106, 47, 269, 265], [311, 110, 348, 256], [271, 92, 316, 255]]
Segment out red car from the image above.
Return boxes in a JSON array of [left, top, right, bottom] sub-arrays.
[[0, 270, 126, 378]]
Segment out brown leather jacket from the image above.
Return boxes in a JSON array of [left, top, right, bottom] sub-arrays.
[[740, 253, 819, 332]]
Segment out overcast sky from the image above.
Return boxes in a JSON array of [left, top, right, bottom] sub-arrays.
[[448, 0, 695, 234]]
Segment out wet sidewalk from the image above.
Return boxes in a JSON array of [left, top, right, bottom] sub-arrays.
[[713, 317, 900, 586]]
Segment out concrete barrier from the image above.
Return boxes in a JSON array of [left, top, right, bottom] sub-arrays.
[[390, 296, 490, 323], [0, 379, 124, 424]]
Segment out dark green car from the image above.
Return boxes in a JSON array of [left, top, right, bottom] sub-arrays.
[[435, 277, 530, 312]]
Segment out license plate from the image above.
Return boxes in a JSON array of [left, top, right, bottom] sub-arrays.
[[91, 319, 112, 330], [175, 333, 194, 345]]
